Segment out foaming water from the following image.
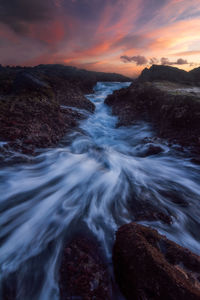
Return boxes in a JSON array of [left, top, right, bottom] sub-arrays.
[[0, 82, 200, 299]]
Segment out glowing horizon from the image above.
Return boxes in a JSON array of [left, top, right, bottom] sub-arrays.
[[0, 0, 200, 77]]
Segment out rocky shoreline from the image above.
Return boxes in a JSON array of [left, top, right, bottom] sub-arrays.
[[58, 223, 200, 300], [0, 64, 130, 154], [105, 66, 200, 156], [2, 64, 200, 300]]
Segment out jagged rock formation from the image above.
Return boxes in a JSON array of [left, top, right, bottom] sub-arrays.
[[138, 64, 200, 85]]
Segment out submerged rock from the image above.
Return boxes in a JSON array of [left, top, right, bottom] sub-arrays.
[[113, 223, 200, 300], [1, 271, 17, 300], [143, 144, 164, 156], [59, 237, 111, 300], [131, 200, 172, 224]]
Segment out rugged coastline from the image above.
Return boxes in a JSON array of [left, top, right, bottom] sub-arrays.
[[105, 65, 200, 155], [1, 66, 200, 300], [0, 64, 130, 154]]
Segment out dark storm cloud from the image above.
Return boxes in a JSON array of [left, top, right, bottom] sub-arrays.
[[161, 57, 189, 65], [0, 0, 55, 33], [121, 55, 148, 65]]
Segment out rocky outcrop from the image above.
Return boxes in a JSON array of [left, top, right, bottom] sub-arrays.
[[0, 94, 85, 154], [105, 81, 200, 153], [138, 65, 191, 84], [113, 222, 200, 300], [138, 65, 200, 85], [190, 67, 200, 84], [0, 64, 130, 152], [0, 85, 88, 153], [59, 237, 111, 300]]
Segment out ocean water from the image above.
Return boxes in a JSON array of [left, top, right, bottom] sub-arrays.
[[0, 82, 200, 299]]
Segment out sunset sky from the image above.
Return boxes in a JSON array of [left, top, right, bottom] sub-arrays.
[[0, 0, 200, 77]]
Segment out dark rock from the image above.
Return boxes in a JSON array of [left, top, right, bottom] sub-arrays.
[[191, 157, 200, 165], [105, 81, 200, 153], [59, 237, 111, 300], [156, 188, 189, 208], [189, 67, 200, 84], [113, 222, 200, 300], [134, 207, 172, 224], [138, 64, 200, 86], [138, 65, 192, 84], [1, 272, 17, 300], [129, 198, 172, 224], [144, 144, 164, 156], [0, 64, 130, 152], [12, 72, 49, 94]]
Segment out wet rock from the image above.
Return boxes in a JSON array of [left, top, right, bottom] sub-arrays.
[[170, 197, 189, 208], [54, 83, 95, 113], [59, 237, 111, 300], [191, 157, 200, 165], [159, 190, 189, 208], [105, 80, 200, 154], [0, 64, 130, 152], [1, 272, 17, 300], [0, 95, 71, 152], [144, 144, 164, 156], [113, 222, 200, 300], [134, 208, 172, 224], [129, 199, 172, 224]]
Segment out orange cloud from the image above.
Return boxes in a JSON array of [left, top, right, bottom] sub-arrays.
[[173, 50, 200, 56]]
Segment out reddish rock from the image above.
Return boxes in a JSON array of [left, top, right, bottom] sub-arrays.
[[113, 223, 200, 300], [59, 237, 111, 300]]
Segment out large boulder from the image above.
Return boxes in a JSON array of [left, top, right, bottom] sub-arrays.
[[113, 223, 200, 300]]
